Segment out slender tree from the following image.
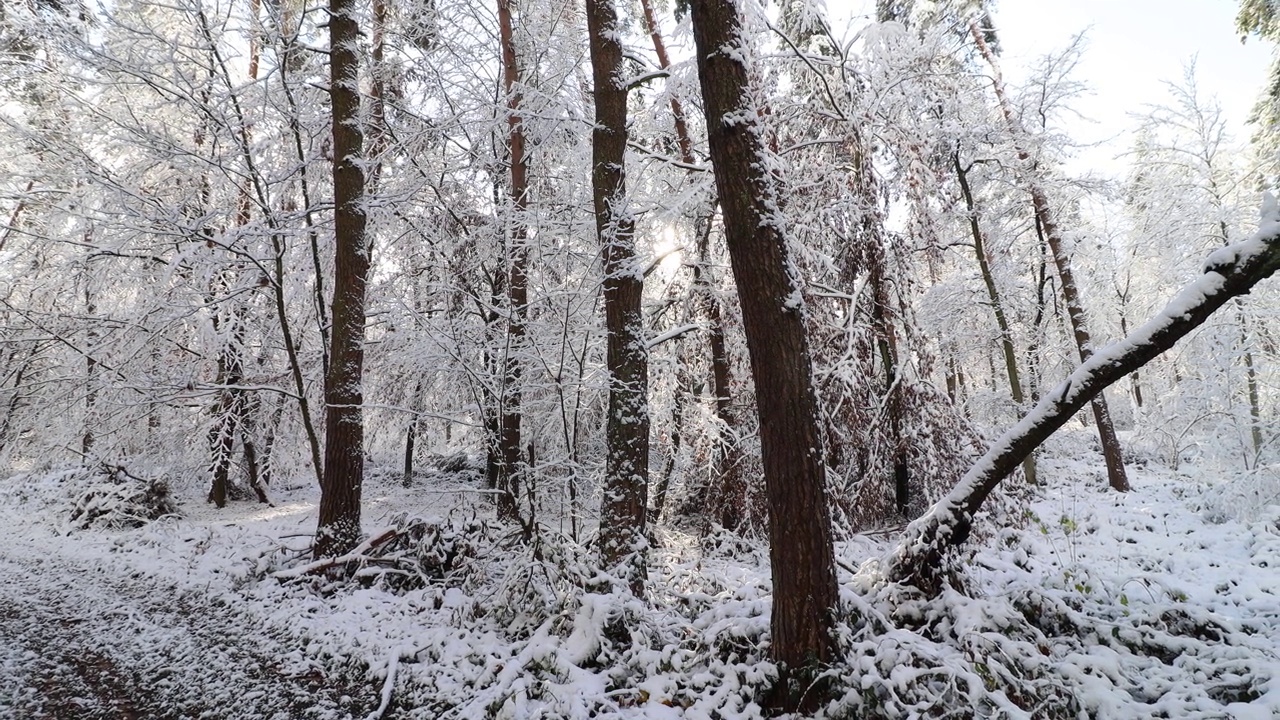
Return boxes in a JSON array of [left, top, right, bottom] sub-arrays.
[[636, 0, 741, 528], [889, 209, 1280, 593], [494, 0, 529, 527], [968, 17, 1129, 492], [587, 0, 650, 588]]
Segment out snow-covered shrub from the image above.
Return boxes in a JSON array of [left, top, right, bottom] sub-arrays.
[[354, 513, 496, 592], [1201, 464, 1280, 522]]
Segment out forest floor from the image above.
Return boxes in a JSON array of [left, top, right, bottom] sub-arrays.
[[1, 430, 1280, 718], [0, 509, 399, 720]]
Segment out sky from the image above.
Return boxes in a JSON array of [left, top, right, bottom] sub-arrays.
[[830, 0, 1274, 177], [992, 0, 1273, 176]]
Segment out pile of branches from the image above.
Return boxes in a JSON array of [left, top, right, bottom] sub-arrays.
[[274, 513, 496, 592], [68, 463, 178, 530]]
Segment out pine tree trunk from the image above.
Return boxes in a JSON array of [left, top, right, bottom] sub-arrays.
[[688, 0, 838, 708], [314, 0, 368, 559], [496, 0, 528, 528], [588, 0, 650, 591]]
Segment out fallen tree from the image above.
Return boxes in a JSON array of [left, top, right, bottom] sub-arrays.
[[888, 197, 1280, 595]]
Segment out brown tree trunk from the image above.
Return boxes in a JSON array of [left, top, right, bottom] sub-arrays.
[[649, 365, 687, 526], [82, 279, 97, 457], [688, 0, 838, 708], [969, 19, 1127, 492], [495, 0, 528, 528], [207, 307, 245, 508], [314, 0, 369, 559], [588, 0, 650, 591], [1032, 206, 1129, 491], [240, 390, 270, 504], [638, 0, 695, 164]]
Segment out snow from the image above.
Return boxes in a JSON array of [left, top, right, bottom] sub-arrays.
[[4, 434, 1280, 717]]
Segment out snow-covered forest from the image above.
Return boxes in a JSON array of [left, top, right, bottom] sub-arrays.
[[3, 0, 1280, 716]]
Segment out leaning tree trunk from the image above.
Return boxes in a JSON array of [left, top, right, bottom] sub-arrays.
[[954, 151, 1038, 485], [313, 0, 369, 559], [969, 19, 1127, 492], [688, 0, 838, 710], [587, 0, 650, 591], [888, 211, 1280, 595]]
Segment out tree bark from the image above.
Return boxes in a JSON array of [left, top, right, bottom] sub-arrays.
[[688, 0, 838, 708], [636, 0, 740, 527], [587, 0, 650, 591], [1030, 206, 1129, 490], [314, 0, 369, 559], [495, 0, 528, 528], [1241, 309, 1264, 465], [82, 292, 97, 457], [207, 305, 244, 509], [888, 218, 1280, 594]]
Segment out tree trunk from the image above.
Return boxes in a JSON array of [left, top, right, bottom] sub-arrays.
[[888, 218, 1280, 595], [82, 271, 97, 457], [688, 0, 838, 708], [1031, 204, 1129, 491], [649, 366, 687, 526], [313, 0, 369, 559], [953, 151, 1038, 485], [969, 19, 1127, 492], [207, 307, 244, 509], [495, 0, 528, 529], [1238, 303, 1264, 466], [587, 0, 650, 592], [240, 393, 270, 505], [636, 0, 740, 528]]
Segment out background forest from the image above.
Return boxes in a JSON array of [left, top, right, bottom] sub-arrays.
[[3, 0, 1280, 717]]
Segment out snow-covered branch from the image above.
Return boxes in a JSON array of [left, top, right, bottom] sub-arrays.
[[887, 198, 1280, 595]]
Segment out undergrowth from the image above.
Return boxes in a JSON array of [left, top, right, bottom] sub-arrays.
[[254, 512, 1280, 719]]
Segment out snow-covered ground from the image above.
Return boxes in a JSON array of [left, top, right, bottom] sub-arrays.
[[2, 432, 1279, 719]]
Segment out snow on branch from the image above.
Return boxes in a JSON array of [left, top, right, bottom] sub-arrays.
[[272, 528, 397, 579], [646, 323, 703, 349], [885, 196, 1280, 595]]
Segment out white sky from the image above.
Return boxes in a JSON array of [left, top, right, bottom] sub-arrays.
[[831, 0, 1274, 177], [993, 0, 1272, 175]]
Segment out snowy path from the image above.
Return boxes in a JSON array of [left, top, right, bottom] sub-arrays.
[[0, 538, 395, 720]]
